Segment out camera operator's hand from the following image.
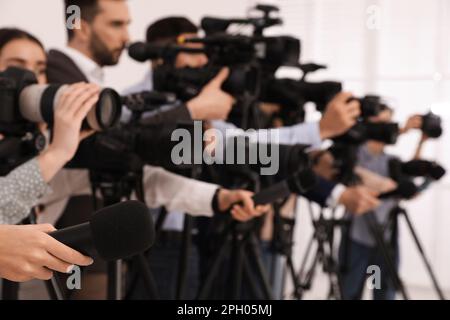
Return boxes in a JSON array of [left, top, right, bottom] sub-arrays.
[[338, 185, 380, 215], [0, 224, 93, 282], [401, 114, 422, 134], [319, 92, 361, 139], [217, 189, 270, 222], [38, 83, 100, 182], [186, 68, 235, 120]]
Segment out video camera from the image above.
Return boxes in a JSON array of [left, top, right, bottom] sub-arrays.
[[421, 112, 442, 138], [201, 4, 282, 36], [0, 67, 121, 174]]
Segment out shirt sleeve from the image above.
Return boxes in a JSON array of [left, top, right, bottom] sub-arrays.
[[142, 165, 218, 217], [0, 158, 51, 225], [211, 120, 322, 149]]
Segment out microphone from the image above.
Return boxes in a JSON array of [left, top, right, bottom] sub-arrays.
[[128, 42, 165, 62], [49, 201, 155, 261], [252, 170, 317, 206], [128, 42, 204, 62], [378, 180, 418, 200]]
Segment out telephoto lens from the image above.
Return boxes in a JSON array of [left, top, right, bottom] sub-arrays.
[[19, 84, 122, 131], [0, 66, 121, 131]]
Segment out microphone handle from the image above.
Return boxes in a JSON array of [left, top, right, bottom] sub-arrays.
[[49, 223, 95, 257], [378, 191, 395, 199], [252, 181, 291, 206]]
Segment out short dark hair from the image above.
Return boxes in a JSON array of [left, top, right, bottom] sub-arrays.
[[146, 17, 198, 45], [0, 28, 45, 53], [64, 0, 101, 41]]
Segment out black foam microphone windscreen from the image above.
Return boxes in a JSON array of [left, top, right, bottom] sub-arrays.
[[128, 42, 161, 62], [50, 201, 155, 261]]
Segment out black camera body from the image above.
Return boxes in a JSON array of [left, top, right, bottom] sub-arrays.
[[0, 68, 46, 174], [421, 112, 442, 138]]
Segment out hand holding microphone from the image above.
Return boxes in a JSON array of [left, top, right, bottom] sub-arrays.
[[50, 200, 155, 261], [0, 201, 154, 283], [0, 224, 93, 283]]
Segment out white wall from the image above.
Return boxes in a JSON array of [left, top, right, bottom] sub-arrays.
[[269, 0, 450, 297], [1, 0, 449, 298]]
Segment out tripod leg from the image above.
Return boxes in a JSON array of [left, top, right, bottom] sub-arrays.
[[242, 255, 264, 299], [247, 234, 274, 300], [154, 208, 168, 238], [197, 233, 231, 299], [135, 254, 160, 300], [324, 230, 343, 300], [300, 242, 321, 292], [1, 279, 19, 300], [323, 254, 342, 300], [400, 211, 446, 300], [45, 276, 66, 300], [230, 230, 244, 299], [176, 216, 193, 300], [364, 213, 409, 300], [286, 255, 302, 299], [107, 260, 123, 300], [296, 234, 315, 283]]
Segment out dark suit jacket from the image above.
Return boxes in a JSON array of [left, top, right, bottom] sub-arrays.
[[47, 49, 88, 84]]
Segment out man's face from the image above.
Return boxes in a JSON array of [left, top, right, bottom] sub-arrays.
[[174, 33, 208, 69], [87, 0, 131, 66]]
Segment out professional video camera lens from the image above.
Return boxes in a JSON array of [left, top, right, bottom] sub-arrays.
[[19, 84, 122, 131], [263, 78, 342, 111], [359, 95, 386, 118], [347, 95, 386, 118], [0, 67, 122, 131], [338, 122, 399, 145], [421, 112, 442, 138]]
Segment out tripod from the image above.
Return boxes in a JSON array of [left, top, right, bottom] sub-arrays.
[[89, 169, 159, 300], [197, 219, 274, 300], [365, 205, 445, 300], [294, 202, 349, 300], [392, 206, 445, 299]]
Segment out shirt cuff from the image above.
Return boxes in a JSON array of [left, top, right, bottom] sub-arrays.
[[326, 184, 346, 208], [293, 122, 322, 150]]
